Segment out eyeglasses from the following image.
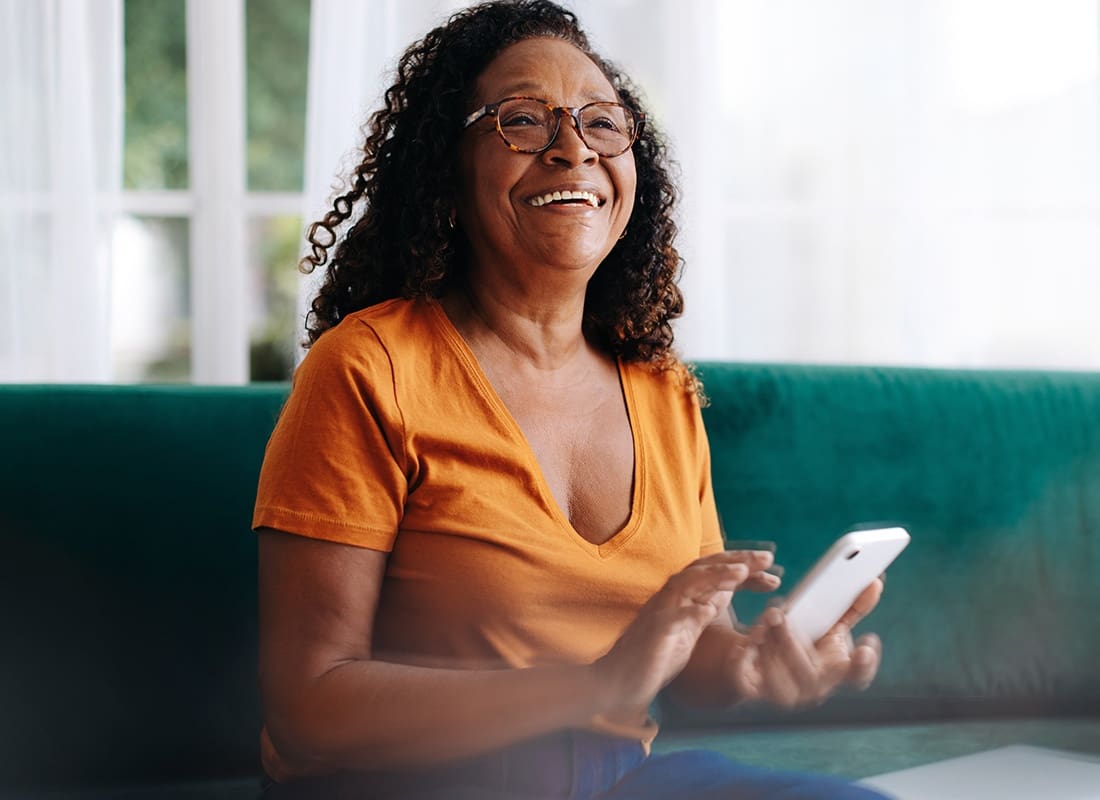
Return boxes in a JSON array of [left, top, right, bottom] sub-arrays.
[[463, 96, 644, 158]]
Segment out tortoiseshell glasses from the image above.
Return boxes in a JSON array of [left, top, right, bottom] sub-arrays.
[[463, 96, 644, 158]]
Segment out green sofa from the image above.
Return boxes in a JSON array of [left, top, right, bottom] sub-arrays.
[[3, 364, 1099, 797]]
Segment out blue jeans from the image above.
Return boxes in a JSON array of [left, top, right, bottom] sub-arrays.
[[261, 729, 889, 799]]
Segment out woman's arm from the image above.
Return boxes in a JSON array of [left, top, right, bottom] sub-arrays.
[[258, 528, 753, 776], [259, 528, 604, 774]]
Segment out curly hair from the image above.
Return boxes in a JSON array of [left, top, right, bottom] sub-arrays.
[[301, 0, 685, 369]]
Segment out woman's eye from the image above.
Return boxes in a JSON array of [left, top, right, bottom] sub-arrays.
[[501, 113, 540, 127], [585, 116, 620, 132]]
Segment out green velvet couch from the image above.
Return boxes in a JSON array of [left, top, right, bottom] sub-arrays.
[[2, 364, 1099, 797]]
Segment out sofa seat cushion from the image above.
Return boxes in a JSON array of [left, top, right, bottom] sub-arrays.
[[653, 717, 1100, 780], [9, 719, 1100, 796]]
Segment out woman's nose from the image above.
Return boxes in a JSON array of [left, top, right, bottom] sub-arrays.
[[541, 113, 598, 167]]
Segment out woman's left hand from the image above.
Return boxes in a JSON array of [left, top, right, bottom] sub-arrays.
[[723, 578, 884, 709]]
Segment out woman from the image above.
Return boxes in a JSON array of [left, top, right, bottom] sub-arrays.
[[254, 2, 889, 797]]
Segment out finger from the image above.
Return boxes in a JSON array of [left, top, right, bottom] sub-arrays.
[[708, 589, 735, 616], [654, 593, 730, 640], [675, 598, 727, 634], [756, 646, 804, 708], [696, 550, 773, 568], [716, 550, 777, 579], [670, 557, 758, 597], [815, 622, 858, 688], [847, 633, 882, 690], [669, 555, 753, 587], [836, 577, 884, 630], [759, 608, 824, 700], [742, 571, 782, 593], [674, 562, 750, 603], [743, 616, 800, 708]]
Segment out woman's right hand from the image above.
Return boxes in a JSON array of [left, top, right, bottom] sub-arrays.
[[592, 551, 762, 711]]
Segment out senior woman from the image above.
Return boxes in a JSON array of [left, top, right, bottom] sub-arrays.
[[254, 2, 889, 798]]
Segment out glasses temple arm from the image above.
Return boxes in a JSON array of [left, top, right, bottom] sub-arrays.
[[463, 106, 492, 129]]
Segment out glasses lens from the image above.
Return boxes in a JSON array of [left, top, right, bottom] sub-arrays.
[[579, 103, 636, 156], [496, 99, 556, 152]]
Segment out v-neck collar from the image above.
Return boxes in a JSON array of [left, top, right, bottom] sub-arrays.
[[426, 298, 646, 559]]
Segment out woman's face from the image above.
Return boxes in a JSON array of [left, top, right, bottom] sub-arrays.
[[456, 37, 637, 290]]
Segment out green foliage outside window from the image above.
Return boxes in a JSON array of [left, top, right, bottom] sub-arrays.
[[247, 0, 311, 192], [122, 0, 310, 382], [124, 0, 188, 190], [123, 0, 310, 192], [250, 215, 305, 381]]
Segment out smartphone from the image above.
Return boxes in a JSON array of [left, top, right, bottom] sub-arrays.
[[782, 526, 910, 644]]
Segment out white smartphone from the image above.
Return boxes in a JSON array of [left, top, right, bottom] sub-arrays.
[[782, 526, 910, 644]]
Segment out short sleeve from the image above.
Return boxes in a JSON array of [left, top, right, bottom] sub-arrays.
[[252, 319, 408, 550]]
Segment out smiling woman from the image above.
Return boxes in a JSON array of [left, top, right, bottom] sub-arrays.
[[297, 2, 681, 368], [252, 2, 891, 798], [453, 38, 638, 299]]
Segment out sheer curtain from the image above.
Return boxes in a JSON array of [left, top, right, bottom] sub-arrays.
[[710, 0, 1100, 369], [0, 0, 122, 382], [301, 0, 1100, 368], [300, 0, 469, 324]]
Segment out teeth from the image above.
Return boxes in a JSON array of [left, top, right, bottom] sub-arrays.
[[528, 190, 601, 208]]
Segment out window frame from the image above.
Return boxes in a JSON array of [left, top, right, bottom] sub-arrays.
[[119, 0, 306, 384]]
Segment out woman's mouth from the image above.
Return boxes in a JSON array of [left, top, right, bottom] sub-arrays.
[[526, 190, 603, 208]]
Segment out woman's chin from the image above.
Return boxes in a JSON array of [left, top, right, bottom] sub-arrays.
[[523, 237, 618, 275]]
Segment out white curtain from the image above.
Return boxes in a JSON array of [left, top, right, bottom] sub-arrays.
[[302, 0, 1100, 369], [300, 0, 469, 329], [574, 0, 728, 359], [708, 0, 1100, 369], [0, 0, 122, 382]]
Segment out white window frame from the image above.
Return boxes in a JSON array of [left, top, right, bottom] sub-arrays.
[[120, 0, 305, 384]]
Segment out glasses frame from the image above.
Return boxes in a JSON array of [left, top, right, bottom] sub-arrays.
[[463, 96, 645, 158]]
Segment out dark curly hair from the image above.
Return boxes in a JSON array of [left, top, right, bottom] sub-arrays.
[[300, 0, 685, 369]]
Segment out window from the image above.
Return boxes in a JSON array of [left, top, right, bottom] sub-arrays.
[[10, 0, 1096, 382], [117, 0, 310, 383]]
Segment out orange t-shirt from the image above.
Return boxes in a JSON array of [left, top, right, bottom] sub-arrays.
[[253, 297, 723, 750]]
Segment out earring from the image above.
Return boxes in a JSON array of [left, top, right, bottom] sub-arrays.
[[448, 211, 457, 230]]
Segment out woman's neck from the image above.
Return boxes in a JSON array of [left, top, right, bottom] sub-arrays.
[[447, 278, 590, 373]]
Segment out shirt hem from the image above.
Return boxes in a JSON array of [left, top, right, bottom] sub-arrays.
[[253, 505, 396, 551]]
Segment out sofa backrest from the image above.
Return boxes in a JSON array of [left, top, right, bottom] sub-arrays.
[[3, 365, 1099, 787], [0, 385, 287, 790], [673, 363, 1100, 728]]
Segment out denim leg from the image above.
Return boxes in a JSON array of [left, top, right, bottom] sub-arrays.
[[260, 730, 629, 799], [261, 737, 888, 800], [569, 730, 647, 799], [599, 749, 892, 800]]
